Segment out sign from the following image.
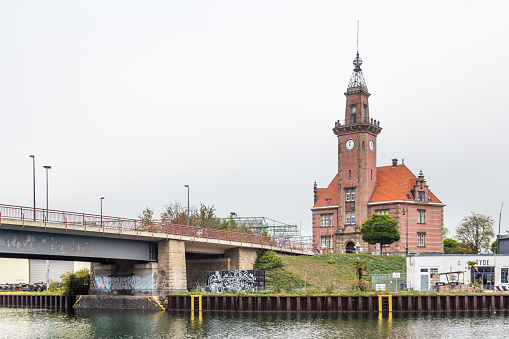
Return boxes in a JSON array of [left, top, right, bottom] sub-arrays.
[[375, 243, 381, 255], [436, 282, 445, 286], [392, 272, 400, 279], [376, 284, 386, 291], [450, 282, 459, 286]]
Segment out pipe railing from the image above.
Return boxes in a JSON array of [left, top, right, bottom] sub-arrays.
[[0, 204, 313, 252]]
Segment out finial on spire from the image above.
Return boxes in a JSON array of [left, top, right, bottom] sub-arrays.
[[347, 20, 367, 89]]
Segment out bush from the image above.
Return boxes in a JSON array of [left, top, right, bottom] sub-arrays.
[[48, 280, 61, 293], [61, 268, 90, 296], [269, 269, 305, 293], [254, 250, 283, 270]]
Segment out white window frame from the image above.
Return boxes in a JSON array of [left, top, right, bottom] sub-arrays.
[[346, 212, 356, 225], [321, 214, 332, 227], [418, 233, 426, 247], [346, 188, 355, 202], [501, 268, 509, 284], [376, 209, 389, 215], [321, 235, 332, 249], [418, 191, 425, 201], [418, 210, 426, 224]]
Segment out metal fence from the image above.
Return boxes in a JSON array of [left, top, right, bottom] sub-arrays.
[[370, 273, 408, 292], [0, 203, 313, 253]]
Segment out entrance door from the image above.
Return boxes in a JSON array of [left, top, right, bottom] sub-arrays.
[[346, 242, 355, 253], [420, 268, 429, 291]]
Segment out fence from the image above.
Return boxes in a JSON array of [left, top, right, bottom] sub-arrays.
[[370, 273, 408, 292], [0, 203, 313, 253]]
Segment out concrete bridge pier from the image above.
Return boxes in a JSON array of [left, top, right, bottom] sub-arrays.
[[89, 240, 260, 296], [89, 239, 187, 296]]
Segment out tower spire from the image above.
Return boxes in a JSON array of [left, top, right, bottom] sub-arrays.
[[347, 20, 367, 90]]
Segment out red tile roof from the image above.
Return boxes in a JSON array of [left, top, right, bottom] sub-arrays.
[[312, 165, 442, 208], [369, 165, 442, 203], [313, 174, 339, 208]]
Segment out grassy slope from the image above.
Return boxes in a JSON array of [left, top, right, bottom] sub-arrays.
[[266, 253, 406, 292]]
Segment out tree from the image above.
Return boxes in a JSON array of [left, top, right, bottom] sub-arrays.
[[443, 238, 461, 254], [491, 240, 498, 254], [138, 207, 154, 230], [361, 214, 400, 249], [455, 212, 494, 253]]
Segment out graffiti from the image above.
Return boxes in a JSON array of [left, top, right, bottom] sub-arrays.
[[206, 270, 265, 293], [94, 274, 153, 291]]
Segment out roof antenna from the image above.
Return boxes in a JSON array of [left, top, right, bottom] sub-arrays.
[[357, 20, 359, 53]]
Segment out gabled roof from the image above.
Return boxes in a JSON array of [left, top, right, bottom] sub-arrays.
[[313, 174, 339, 208], [312, 165, 442, 209], [369, 165, 442, 204]]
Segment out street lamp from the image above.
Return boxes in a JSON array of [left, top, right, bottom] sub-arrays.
[[498, 203, 504, 254], [29, 155, 36, 221], [184, 185, 190, 227], [101, 197, 105, 228], [402, 201, 409, 256], [43, 165, 51, 220], [325, 197, 331, 253]]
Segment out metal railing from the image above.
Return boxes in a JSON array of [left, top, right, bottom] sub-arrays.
[[0, 204, 313, 253]]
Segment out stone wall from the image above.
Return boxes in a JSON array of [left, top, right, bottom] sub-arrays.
[[74, 295, 164, 310], [157, 239, 187, 294], [224, 248, 258, 270], [186, 258, 230, 291]]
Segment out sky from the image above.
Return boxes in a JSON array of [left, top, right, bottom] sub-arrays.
[[1, 1, 508, 239]]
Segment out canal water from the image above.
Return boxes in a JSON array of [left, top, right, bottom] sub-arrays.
[[0, 308, 508, 338]]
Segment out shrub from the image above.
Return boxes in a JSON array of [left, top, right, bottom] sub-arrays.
[[61, 268, 90, 296], [48, 280, 61, 293], [254, 250, 283, 270], [270, 269, 305, 293], [327, 259, 336, 264]]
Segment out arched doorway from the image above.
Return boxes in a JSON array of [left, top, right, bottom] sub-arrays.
[[346, 242, 355, 253]]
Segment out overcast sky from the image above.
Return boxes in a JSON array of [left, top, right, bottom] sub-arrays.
[[1, 1, 508, 239]]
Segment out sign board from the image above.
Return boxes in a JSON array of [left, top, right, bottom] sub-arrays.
[[376, 284, 386, 291], [392, 272, 400, 279], [375, 243, 381, 255], [436, 282, 445, 286], [450, 282, 459, 286]]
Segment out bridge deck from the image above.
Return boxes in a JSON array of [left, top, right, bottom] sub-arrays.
[[0, 204, 314, 256]]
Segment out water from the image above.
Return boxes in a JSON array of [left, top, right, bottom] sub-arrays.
[[0, 308, 508, 339]]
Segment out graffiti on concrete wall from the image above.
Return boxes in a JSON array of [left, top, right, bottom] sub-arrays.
[[95, 274, 153, 291], [206, 270, 265, 293]]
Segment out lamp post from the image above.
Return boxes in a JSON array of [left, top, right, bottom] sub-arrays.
[[42, 164, 51, 289], [498, 203, 504, 254], [43, 165, 51, 220], [101, 197, 105, 228], [402, 201, 409, 256], [29, 155, 36, 220], [184, 185, 190, 227], [325, 197, 331, 253]]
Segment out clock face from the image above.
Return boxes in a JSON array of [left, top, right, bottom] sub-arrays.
[[345, 139, 355, 151], [369, 140, 374, 151]]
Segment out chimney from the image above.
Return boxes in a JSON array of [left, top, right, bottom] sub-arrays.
[[391, 158, 398, 168]]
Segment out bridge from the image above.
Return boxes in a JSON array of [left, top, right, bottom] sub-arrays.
[[0, 204, 313, 295]]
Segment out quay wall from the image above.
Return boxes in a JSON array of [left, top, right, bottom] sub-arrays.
[[166, 294, 509, 313], [0, 294, 72, 309]]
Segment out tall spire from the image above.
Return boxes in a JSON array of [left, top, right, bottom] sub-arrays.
[[347, 21, 367, 90]]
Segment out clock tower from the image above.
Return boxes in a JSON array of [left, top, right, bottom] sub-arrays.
[[331, 51, 382, 253]]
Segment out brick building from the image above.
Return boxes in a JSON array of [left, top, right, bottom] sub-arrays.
[[312, 51, 444, 255]]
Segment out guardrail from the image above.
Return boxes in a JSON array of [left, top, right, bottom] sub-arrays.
[[0, 204, 313, 253]]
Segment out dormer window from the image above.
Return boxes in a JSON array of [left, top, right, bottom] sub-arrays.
[[418, 191, 425, 201]]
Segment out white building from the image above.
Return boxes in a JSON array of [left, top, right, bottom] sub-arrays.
[[0, 258, 90, 285], [406, 254, 509, 292]]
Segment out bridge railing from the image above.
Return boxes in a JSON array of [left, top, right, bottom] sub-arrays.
[[0, 204, 313, 253]]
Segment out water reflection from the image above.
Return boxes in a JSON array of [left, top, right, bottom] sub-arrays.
[[0, 308, 508, 339]]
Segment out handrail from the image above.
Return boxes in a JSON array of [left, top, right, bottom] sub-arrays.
[[0, 203, 313, 253]]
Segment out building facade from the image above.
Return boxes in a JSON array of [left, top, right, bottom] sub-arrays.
[[312, 51, 445, 255]]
